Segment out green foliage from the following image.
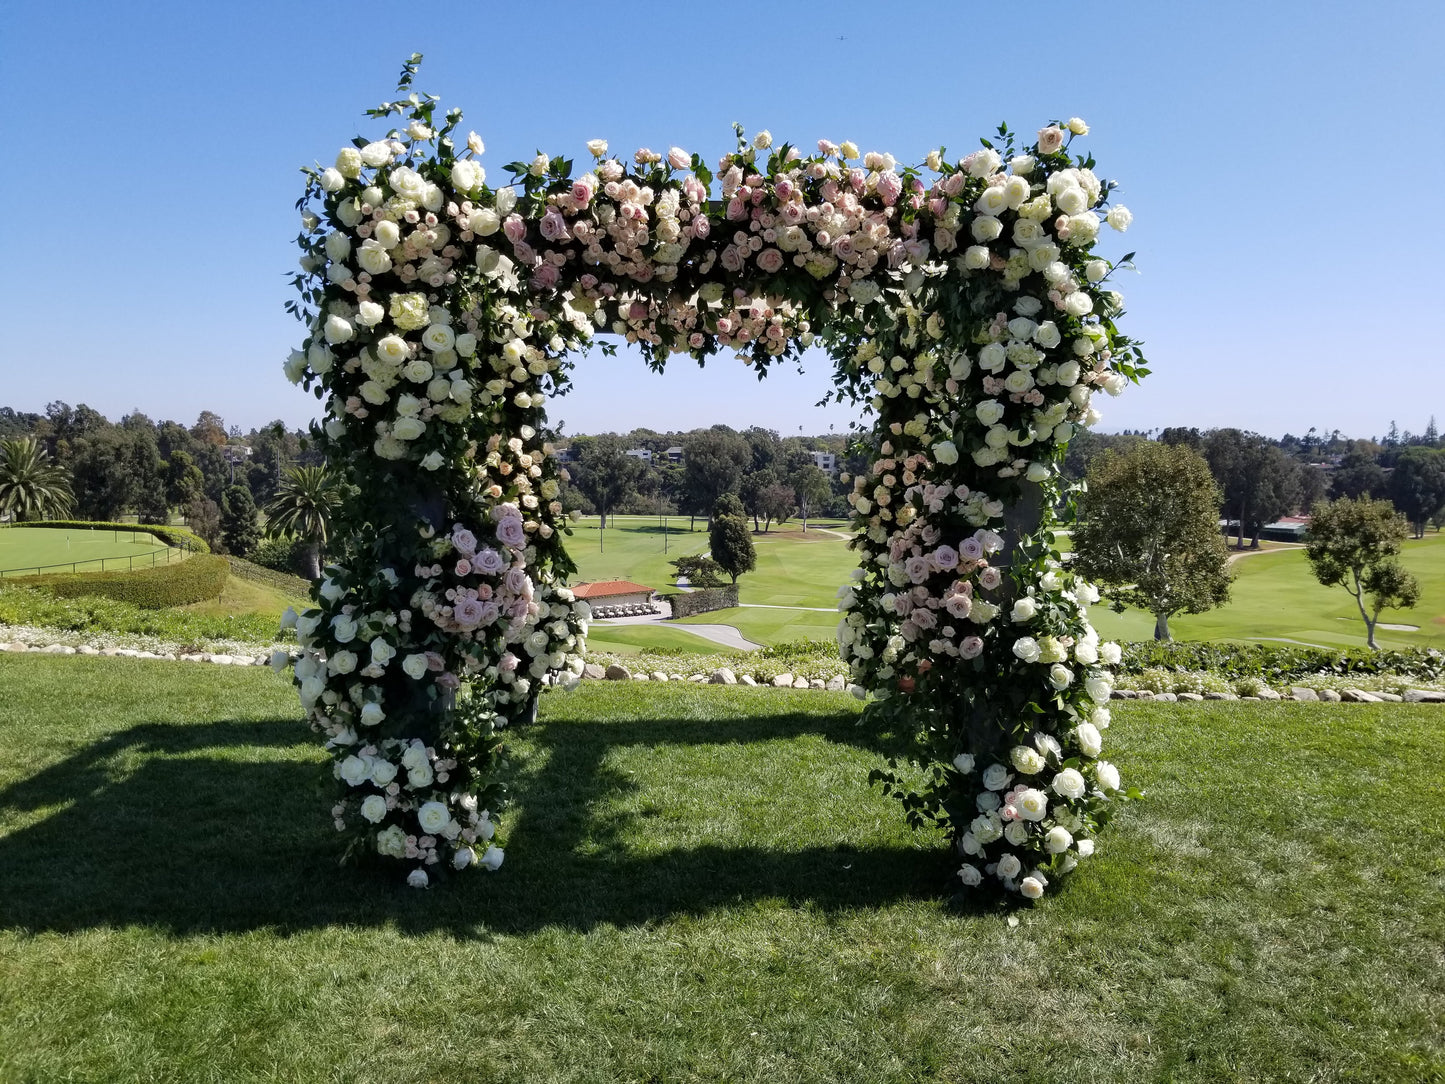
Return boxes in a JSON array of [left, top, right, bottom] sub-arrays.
[[1117, 639, 1445, 683], [0, 437, 74, 521], [186, 497, 223, 552], [247, 534, 309, 576], [0, 583, 284, 644], [1306, 497, 1420, 649], [1388, 447, 1445, 538], [221, 485, 261, 557], [665, 586, 739, 619], [1073, 441, 1231, 639], [709, 513, 756, 585], [568, 435, 648, 527], [224, 556, 312, 600], [668, 552, 723, 588], [32, 555, 230, 609], [2, 520, 209, 553]]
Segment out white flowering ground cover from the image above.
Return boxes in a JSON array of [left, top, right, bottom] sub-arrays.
[[0, 655, 1440, 1083]]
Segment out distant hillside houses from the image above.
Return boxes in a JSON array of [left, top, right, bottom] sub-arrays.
[[809, 451, 837, 474]]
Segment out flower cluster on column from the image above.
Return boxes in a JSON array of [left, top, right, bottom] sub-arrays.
[[287, 71, 1144, 893]]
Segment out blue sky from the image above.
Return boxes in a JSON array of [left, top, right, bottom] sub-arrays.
[[2, 0, 1441, 442]]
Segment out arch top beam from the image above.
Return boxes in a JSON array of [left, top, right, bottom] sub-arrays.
[[286, 69, 1145, 897]]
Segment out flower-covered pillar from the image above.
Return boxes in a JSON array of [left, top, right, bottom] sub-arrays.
[[286, 61, 1145, 894]]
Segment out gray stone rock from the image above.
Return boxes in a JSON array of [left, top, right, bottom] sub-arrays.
[[211, 655, 234, 666], [582, 662, 606, 680], [78, 645, 100, 656], [1136, 691, 1155, 700], [1204, 691, 1238, 700], [826, 675, 847, 691], [1110, 689, 1137, 699], [771, 672, 794, 688], [689, 674, 706, 682], [1403, 688, 1445, 703], [1255, 687, 1282, 700], [1340, 688, 1381, 703], [1375, 692, 1403, 702], [809, 678, 825, 690], [2, 641, 29, 652], [709, 668, 737, 685], [1289, 687, 1320, 701], [1155, 692, 1178, 702], [632, 672, 650, 681], [792, 677, 809, 689], [100, 646, 122, 656], [41, 644, 67, 654], [1177, 692, 1204, 701], [739, 674, 757, 686], [604, 664, 631, 681], [649, 671, 667, 682], [1318, 688, 1342, 702]]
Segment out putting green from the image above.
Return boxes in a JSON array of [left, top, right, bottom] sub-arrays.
[[0, 527, 181, 577]]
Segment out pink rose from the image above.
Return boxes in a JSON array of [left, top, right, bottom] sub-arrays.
[[496, 515, 526, 548], [499, 652, 519, 673], [960, 636, 984, 659], [453, 597, 484, 628], [451, 526, 477, 555], [539, 210, 571, 242], [932, 545, 959, 572], [571, 179, 594, 205], [756, 248, 785, 273], [876, 171, 902, 205], [667, 146, 690, 170], [455, 559, 472, 577], [1036, 126, 1065, 154], [979, 566, 1002, 591], [533, 263, 560, 290], [503, 215, 527, 243], [473, 548, 503, 574], [960, 537, 984, 560]]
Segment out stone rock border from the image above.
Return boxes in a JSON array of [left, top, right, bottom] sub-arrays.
[[6, 640, 1443, 704]]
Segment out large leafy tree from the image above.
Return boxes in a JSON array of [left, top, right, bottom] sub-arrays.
[[265, 465, 342, 579], [790, 463, 832, 533], [709, 495, 756, 585], [1387, 447, 1445, 538], [1203, 428, 1301, 548], [1329, 448, 1387, 501], [1305, 498, 1420, 649], [1073, 441, 1232, 641], [0, 437, 75, 522], [682, 426, 750, 528], [568, 433, 645, 529]]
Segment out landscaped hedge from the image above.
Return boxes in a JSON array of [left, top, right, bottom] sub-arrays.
[[665, 586, 738, 619], [1118, 640, 1445, 683], [0, 520, 210, 553], [31, 555, 229, 608]]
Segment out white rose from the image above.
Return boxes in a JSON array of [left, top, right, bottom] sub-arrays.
[[494, 187, 517, 214], [375, 335, 409, 364], [1011, 636, 1043, 666], [376, 824, 407, 858], [1076, 838, 1096, 858], [958, 864, 983, 887], [1026, 463, 1051, 483], [402, 653, 429, 679], [360, 702, 385, 727], [1015, 788, 1049, 821], [962, 245, 991, 270], [330, 615, 357, 643], [1048, 664, 1073, 690], [479, 845, 505, 870], [1066, 117, 1089, 135], [422, 324, 455, 352], [356, 240, 393, 276], [360, 141, 393, 167], [1004, 820, 1030, 846], [1019, 876, 1045, 899], [406, 869, 430, 889], [451, 159, 484, 192], [1074, 722, 1103, 757], [1106, 205, 1133, 232], [970, 216, 1003, 243], [328, 650, 357, 675], [981, 763, 1012, 791], [421, 451, 445, 471], [976, 399, 1006, 426], [1085, 674, 1112, 702], [586, 138, 608, 157], [1075, 640, 1098, 665], [1052, 767, 1086, 800], [417, 801, 451, 835], [1009, 155, 1035, 175], [953, 753, 975, 774], [1091, 706, 1112, 729], [389, 166, 426, 201], [1063, 292, 1094, 317], [323, 315, 354, 345], [319, 167, 345, 192], [1096, 760, 1121, 791], [408, 761, 434, 788], [453, 846, 475, 870], [996, 853, 1022, 880], [932, 440, 959, 466], [360, 795, 387, 823], [338, 755, 370, 787]]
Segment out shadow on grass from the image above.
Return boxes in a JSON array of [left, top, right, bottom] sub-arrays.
[[0, 707, 949, 937]]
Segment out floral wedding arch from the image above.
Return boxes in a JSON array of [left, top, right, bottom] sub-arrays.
[[284, 59, 1146, 895]]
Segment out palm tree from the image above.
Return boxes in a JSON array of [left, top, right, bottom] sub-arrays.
[[0, 437, 75, 522], [264, 465, 341, 579]]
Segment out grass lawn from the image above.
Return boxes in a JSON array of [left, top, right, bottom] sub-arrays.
[[1089, 531, 1445, 650], [584, 622, 743, 656], [676, 604, 840, 645], [1, 656, 1440, 1082], [567, 515, 711, 591], [0, 526, 182, 577], [179, 573, 307, 624]]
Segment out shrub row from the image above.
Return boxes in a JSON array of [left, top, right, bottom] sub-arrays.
[[225, 556, 313, 600], [0, 520, 210, 553], [665, 587, 738, 619], [1118, 640, 1445, 683], [32, 555, 230, 609]]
